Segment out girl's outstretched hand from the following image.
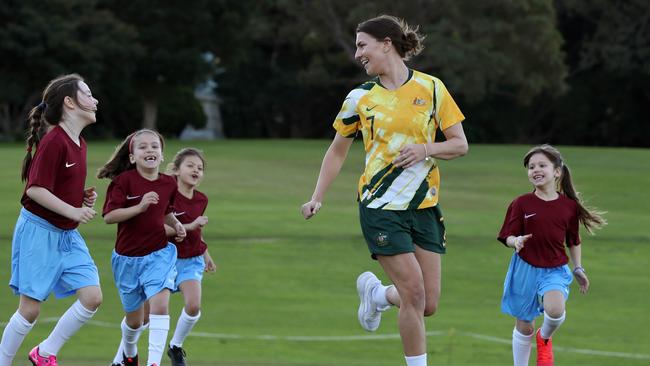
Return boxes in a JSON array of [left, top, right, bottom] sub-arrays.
[[301, 200, 322, 219], [574, 268, 589, 294], [514, 234, 533, 252]]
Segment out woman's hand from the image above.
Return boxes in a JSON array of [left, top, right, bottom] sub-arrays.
[[393, 144, 427, 168], [301, 200, 322, 219]]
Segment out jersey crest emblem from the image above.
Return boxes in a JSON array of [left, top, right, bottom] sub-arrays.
[[412, 97, 426, 106]]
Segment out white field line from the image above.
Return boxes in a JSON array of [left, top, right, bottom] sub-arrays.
[[2, 318, 647, 360]]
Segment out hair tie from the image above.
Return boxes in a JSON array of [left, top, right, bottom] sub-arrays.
[[37, 101, 47, 111], [26, 145, 32, 153]]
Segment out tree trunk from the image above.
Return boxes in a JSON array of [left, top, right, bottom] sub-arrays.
[[142, 95, 158, 130], [0, 103, 10, 138]]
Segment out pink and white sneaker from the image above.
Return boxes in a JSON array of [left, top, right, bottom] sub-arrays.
[[28, 346, 58, 366]]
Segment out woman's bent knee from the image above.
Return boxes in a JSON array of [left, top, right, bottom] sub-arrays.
[[423, 303, 438, 317]]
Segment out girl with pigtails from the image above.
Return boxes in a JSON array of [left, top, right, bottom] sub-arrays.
[[98, 129, 186, 366], [109, 147, 216, 366], [0, 74, 102, 366], [498, 144, 606, 366]]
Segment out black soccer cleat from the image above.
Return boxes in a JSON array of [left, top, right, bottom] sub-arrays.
[[122, 352, 138, 366], [167, 345, 187, 366]]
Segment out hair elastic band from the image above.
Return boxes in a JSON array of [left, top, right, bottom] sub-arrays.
[[37, 101, 47, 111]]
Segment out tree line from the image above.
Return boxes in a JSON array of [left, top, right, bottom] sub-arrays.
[[0, 0, 647, 146]]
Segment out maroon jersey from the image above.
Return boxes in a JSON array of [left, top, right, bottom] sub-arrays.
[[103, 169, 177, 257], [498, 192, 581, 268], [171, 190, 208, 258], [21, 126, 87, 230]]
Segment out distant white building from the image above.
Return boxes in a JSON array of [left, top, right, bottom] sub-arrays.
[[180, 79, 224, 140], [181, 53, 225, 140]]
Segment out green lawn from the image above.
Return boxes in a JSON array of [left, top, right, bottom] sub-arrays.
[[0, 140, 648, 366]]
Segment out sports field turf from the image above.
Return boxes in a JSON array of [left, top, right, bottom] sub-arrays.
[[0, 140, 647, 365]]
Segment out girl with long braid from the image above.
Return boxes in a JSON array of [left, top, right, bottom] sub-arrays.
[[0, 74, 102, 366]]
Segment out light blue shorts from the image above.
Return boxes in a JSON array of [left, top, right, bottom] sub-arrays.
[[9, 208, 100, 301], [174, 255, 205, 290], [111, 244, 177, 312], [501, 253, 573, 322]]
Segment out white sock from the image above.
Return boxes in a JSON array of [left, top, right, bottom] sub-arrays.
[[147, 314, 170, 366], [512, 327, 533, 366], [170, 308, 201, 348], [371, 284, 393, 309], [39, 300, 95, 357], [0, 311, 34, 365], [113, 318, 148, 363], [405, 353, 427, 366], [540, 311, 565, 340], [121, 318, 145, 358]]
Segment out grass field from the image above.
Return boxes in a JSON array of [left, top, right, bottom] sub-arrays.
[[0, 140, 648, 366]]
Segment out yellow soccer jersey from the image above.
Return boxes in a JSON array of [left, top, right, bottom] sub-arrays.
[[333, 69, 465, 210]]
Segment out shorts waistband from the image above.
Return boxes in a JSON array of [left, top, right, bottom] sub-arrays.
[[20, 207, 70, 233], [20, 208, 76, 251]]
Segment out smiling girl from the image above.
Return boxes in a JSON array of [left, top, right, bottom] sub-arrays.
[[497, 144, 606, 366], [98, 129, 186, 366], [0, 74, 102, 366], [110, 147, 216, 366]]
